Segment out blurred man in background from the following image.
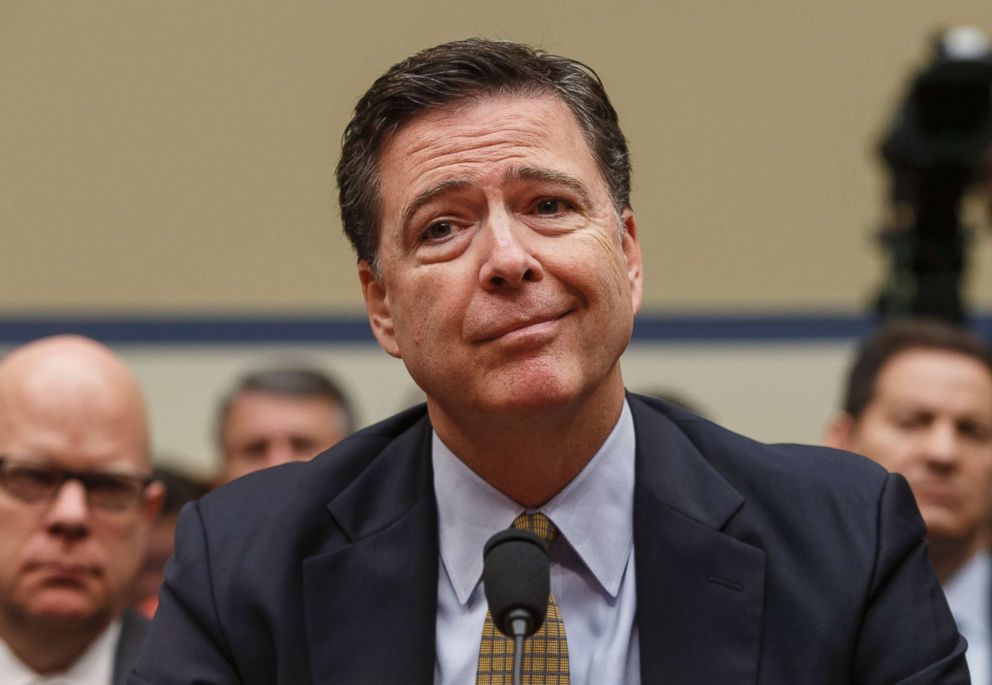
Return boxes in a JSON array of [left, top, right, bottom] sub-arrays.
[[216, 367, 354, 483], [0, 335, 163, 683], [826, 318, 992, 682]]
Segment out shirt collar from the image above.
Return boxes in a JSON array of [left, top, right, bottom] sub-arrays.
[[0, 618, 121, 685], [433, 400, 636, 605], [943, 550, 991, 637]]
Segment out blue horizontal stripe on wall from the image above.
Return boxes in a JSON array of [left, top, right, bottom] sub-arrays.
[[3, 313, 990, 346]]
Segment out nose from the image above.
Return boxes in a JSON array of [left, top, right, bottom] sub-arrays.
[[264, 441, 298, 468], [478, 212, 543, 291], [44, 479, 91, 541], [923, 421, 960, 470]]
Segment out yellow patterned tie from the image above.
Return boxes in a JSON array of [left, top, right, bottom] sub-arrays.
[[476, 512, 570, 684]]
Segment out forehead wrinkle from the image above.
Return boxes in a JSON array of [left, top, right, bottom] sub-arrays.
[[398, 111, 547, 173], [403, 137, 535, 181]]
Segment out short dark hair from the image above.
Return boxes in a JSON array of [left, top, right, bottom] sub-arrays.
[[216, 367, 355, 445], [842, 318, 992, 419], [336, 38, 631, 266]]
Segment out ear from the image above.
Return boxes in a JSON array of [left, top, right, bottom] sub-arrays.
[[358, 261, 401, 358], [824, 412, 856, 450], [141, 480, 165, 523], [620, 208, 644, 314]]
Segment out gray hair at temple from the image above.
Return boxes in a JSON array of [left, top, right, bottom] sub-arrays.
[[215, 367, 356, 443], [336, 37, 632, 268]]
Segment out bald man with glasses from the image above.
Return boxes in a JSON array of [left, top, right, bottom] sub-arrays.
[[0, 335, 163, 684]]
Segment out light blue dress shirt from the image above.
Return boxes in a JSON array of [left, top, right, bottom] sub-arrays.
[[944, 551, 990, 685], [432, 400, 640, 684]]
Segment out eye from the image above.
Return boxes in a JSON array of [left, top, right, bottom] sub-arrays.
[[422, 221, 455, 242], [534, 198, 568, 215], [893, 413, 930, 431], [958, 420, 992, 442], [85, 473, 135, 496], [290, 437, 317, 454], [10, 465, 59, 488], [241, 441, 268, 459]]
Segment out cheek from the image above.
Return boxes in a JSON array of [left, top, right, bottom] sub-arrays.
[[99, 534, 143, 588], [96, 517, 143, 559], [963, 450, 992, 485], [0, 513, 41, 567], [0, 534, 24, 588], [577, 234, 632, 299], [391, 273, 466, 348]]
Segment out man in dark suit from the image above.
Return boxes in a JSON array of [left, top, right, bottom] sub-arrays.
[[0, 335, 164, 683], [132, 39, 968, 683]]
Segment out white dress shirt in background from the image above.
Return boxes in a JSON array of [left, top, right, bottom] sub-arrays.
[[0, 619, 121, 685], [944, 551, 990, 685]]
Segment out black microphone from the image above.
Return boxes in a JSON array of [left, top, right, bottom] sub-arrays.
[[482, 527, 551, 685]]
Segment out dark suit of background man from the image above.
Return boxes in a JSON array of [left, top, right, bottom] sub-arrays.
[[132, 39, 968, 684], [0, 335, 164, 683]]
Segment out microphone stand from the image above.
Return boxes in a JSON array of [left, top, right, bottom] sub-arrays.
[[514, 634, 525, 685], [507, 610, 530, 685]]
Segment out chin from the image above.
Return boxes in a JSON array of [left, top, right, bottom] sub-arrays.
[[26, 591, 104, 624], [919, 515, 969, 545]]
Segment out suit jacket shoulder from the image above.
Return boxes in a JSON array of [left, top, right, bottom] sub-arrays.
[[628, 393, 967, 684], [134, 404, 438, 685]]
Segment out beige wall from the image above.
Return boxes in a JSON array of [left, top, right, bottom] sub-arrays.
[[3, 1, 992, 315], [3, 2, 992, 476]]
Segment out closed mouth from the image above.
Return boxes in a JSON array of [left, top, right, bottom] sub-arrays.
[[475, 310, 571, 342]]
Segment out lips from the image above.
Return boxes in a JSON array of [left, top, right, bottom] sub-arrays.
[[26, 561, 101, 584], [472, 310, 571, 343], [912, 482, 962, 508]]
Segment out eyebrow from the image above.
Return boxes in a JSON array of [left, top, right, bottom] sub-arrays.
[[401, 179, 474, 232], [398, 166, 594, 233], [504, 166, 593, 207]]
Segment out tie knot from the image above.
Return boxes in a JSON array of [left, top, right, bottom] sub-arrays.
[[512, 512, 558, 544]]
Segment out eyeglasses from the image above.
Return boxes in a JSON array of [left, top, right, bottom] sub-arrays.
[[0, 457, 153, 513]]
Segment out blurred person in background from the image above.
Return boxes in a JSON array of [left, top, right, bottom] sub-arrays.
[[130, 464, 210, 618], [0, 335, 163, 683], [216, 367, 355, 483], [826, 318, 992, 683]]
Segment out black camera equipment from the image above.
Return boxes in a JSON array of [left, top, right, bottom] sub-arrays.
[[876, 27, 992, 323]]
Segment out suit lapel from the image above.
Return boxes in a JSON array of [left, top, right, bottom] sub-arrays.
[[630, 396, 766, 685], [112, 610, 149, 685], [302, 417, 438, 685]]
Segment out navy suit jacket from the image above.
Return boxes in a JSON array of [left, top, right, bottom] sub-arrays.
[[131, 395, 968, 684], [114, 611, 150, 685]]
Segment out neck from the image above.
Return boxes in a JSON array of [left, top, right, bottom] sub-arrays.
[[0, 614, 109, 674], [429, 377, 626, 507], [929, 533, 985, 584]]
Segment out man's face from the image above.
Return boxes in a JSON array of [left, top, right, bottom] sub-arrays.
[[360, 95, 643, 423], [832, 348, 992, 545], [0, 396, 158, 631], [221, 391, 348, 482]]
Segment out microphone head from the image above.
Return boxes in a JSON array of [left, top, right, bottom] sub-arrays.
[[482, 528, 551, 638]]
